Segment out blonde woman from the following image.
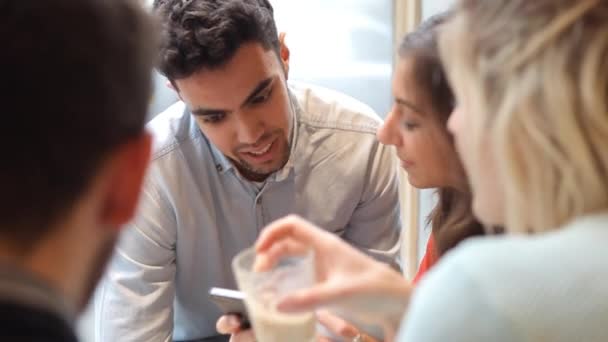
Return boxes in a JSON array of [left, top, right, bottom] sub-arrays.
[[255, 0, 608, 341], [401, 0, 608, 340]]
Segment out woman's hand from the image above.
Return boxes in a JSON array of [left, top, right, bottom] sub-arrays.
[[316, 310, 380, 342], [255, 215, 411, 334]]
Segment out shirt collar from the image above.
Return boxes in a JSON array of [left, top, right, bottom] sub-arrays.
[[0, 265, 76, 326], [208, 139, 234, 175], [273, 87, 300, 182], [185, 103, 234, 175]]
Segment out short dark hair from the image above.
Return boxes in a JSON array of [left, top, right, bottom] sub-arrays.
[[399, 12, 486, 256], [0, 0, 156, 247], [154, 0, 279, 80]]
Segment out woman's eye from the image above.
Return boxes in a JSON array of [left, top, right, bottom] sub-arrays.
[[403, 121, 419, 130]]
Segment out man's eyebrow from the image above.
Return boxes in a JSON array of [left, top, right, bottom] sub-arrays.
[[190, 107, 228, 117], [241, 78, 273, 106], [189, 78, 274, 116]]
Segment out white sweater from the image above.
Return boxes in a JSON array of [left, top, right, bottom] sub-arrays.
[[399, 212, 608, 342]]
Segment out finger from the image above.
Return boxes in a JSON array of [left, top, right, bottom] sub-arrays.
[[316, 336, 334, 342], [216, 314, 242, 334], [256, 215, 331, 252], [254, 237, 310, 271], [255, 215, 311, 252], [359, 334, 380, 342], [316, 310, 359, 339], [382, 323, 397, 342], [277, 282, 348, 313], [230, 329, 256, 342]]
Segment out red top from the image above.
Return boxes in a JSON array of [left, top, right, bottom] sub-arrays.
[[412, 235, 439, 284]]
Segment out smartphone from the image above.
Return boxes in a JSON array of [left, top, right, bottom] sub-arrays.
[[208, 287, 251, 329]]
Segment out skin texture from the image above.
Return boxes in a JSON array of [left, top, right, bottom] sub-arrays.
[[174, 39, 292, 182], [378, 57, 465, 190]]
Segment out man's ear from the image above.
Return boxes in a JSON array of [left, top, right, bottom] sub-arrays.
[[100, 132, 152, 228], [165, 80, 182, 103], [165, 79, 176, 91], [166, 78, 187, 103], [279, 32, 290, 78]]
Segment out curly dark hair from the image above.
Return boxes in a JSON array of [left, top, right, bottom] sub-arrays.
[[154, 0, 279, 80]]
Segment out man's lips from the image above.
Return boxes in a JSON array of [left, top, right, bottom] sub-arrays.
[[238, 137, 278, 162], [244, 141, 273, 155]]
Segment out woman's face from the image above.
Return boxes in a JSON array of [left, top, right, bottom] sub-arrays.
[[447, 101, 505, 226], [377, 56, 464, 189]]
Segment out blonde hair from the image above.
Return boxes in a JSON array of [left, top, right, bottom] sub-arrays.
[[440, 0, 608, 233]]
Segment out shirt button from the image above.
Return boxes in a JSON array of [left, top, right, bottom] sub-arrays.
[[216, 164, 223, 172]]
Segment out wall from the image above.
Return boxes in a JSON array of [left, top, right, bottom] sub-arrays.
[[415, 0, 457, 264]]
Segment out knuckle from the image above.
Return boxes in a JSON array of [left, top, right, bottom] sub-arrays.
[[337, 323, 355, 337]]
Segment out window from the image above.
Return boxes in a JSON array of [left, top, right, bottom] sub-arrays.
[[272, 0, 393, 116]]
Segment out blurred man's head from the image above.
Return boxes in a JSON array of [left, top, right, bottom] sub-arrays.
[[154, 0, 292, 182], [0, 0, 156, 310]]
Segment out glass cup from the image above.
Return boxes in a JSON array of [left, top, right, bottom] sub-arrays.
[[232, 247, 316, 342]]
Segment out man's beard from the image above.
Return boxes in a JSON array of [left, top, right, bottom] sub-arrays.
[[231, 137, 290, 182]]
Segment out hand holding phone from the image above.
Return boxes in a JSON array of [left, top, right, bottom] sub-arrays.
[[209, 287, 251, 330]]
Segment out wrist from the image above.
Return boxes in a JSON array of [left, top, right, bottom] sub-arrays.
[[374, 262, 412, 297]]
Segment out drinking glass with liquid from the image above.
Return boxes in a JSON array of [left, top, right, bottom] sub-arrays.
[[232, 247, 316, 342]]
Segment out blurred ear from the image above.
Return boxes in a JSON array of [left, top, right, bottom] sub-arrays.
[[166, 79, 185, 102], [279, 32, 290, 78], [165, 80, 184, 102], [100, 132, 152, 228], [165, 80, 176, 91]]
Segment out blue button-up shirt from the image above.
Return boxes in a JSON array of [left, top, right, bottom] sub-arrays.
[[95, 82, 401, 341]]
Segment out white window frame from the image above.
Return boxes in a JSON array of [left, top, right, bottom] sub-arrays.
[[393, 0, 422, 280]]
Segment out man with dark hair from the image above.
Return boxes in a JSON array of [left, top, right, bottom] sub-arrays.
[[0, 0, 155, 341], [96, 0, 401, 341]]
